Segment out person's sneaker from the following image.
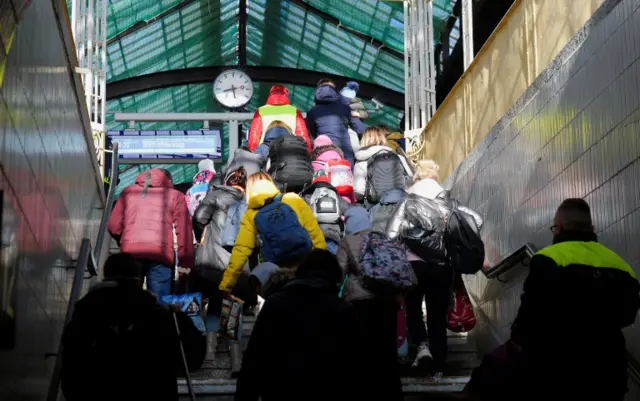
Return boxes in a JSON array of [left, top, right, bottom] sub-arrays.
[[412, 342, 433, 368], [429, 372, 443, 382]]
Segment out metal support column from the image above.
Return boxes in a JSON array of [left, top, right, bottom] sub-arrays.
[[71, 0, 108, 178], [403, 0, 436, 159], [228, 120, 240, 158], [403, 1, 411, 133], [461, 0, 474, 70]]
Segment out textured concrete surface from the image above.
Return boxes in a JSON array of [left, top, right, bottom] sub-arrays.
[[0, 1, 104, 399]]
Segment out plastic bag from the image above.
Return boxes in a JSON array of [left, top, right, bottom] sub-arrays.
[[219, 294, 244, 340], [160, 293, 206, 333], [447, 274, 476, 333]]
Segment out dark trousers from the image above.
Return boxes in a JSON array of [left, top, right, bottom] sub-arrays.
[[189, 271, 258, 315], [352, 298, 403, 401], [406, 261, 453, 372]]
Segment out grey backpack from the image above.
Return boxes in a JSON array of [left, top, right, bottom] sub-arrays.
[[308, 187, 341, 224]]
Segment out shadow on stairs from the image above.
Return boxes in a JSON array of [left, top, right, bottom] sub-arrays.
[[179, 314, 479, 400]]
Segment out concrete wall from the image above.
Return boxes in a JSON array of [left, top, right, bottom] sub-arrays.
[[419, 0, 608, 181], [0, 1, 104, 399], [444, 0, 640, 395]]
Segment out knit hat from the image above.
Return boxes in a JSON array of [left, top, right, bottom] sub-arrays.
[[270, 84, 289, 96], [340, 81, 360, 100], [198, 158, 215, 173], [313, 134, 333, 148], [344, 206, 372, 235]]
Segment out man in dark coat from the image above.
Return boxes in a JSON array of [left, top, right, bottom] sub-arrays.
[[61, 253, 205, 401], [235, 249, 369, 401], [466, 198, 640, 401], [305, 79, 366, 166]]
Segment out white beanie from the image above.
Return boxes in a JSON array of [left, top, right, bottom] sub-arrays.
[[198, 158, 215, 173], [340, 81, 360, 100]]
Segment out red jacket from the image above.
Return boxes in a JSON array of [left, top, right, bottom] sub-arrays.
[[107, 169, 194, 268], [248, 85, 311, 152]]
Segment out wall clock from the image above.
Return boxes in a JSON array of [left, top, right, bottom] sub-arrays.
[[213, 69, 254, 109]]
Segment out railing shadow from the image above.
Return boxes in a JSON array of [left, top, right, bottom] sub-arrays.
[[45, 143, 120, 401]]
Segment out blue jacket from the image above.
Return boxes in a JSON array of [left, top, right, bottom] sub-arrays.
[[254, 126, 290, 162], [305, 86, 366, 166]]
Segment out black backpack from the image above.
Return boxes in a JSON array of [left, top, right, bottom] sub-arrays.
[[267, 135, 313, 193], [445, 204, 485, 274], [365, 150, 408, 205]]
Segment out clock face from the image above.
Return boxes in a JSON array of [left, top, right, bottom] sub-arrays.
[[213, 69, 254, 109]]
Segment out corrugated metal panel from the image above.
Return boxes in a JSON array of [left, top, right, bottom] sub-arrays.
[[0, 1, 104, 398], [446, 0, 640, 361]]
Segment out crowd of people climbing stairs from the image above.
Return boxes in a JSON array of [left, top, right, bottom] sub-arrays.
[[58, 78, 640, 401]]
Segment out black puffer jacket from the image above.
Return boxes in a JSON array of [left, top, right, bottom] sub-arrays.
[[192, 184, 246, 278], [386, 190, 482, 266], [267, 135, 313, 193]]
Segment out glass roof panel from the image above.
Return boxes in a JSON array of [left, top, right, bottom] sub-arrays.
[[302, 0, 405, 52], [246, 0, 404, 92], [106, 0, 239, 82]]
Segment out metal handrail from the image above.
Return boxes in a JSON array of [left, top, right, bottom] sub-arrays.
[[46, 238, 94, 401], [94, 143, 120, 268], [482, 243, 537, 278], [483, 242, 640, 385]]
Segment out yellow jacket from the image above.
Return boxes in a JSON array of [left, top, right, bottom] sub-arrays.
[[219, 180, 326, 289]]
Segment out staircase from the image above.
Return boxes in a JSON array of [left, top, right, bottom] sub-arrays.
[[178, 306, 479, 400]]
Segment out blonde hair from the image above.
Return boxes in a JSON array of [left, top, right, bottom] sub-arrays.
[[360, 126, 388, 147], [266, 120, 293, 134], [245, 172, 278, 202], [414, 159, 440, 182]]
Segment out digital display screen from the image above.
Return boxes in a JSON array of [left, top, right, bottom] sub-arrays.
[[107, 130, 222, 159]]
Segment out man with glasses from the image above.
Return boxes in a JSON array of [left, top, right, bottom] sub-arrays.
[[467, 198, 639, 401]]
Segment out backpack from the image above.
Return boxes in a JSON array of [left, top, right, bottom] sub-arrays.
[[268, 136, 313, 193], [187, 182, 209, 216], [323, 159, 354, 197], [365, 150, 409, 205], [308, 186, 341, 224], [358, 231, 413, 292], [445, 203, 485, 274], [254, 194, 313, 265], [220, 198, 248, 247]]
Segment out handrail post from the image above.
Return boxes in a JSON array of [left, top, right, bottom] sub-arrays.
[[94, 142, 119, 268], [46, 238, 92, 401]]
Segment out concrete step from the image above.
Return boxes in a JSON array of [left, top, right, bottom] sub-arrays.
[[178, 375, 471, 397]]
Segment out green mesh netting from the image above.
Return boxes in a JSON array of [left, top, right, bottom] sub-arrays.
[[303, 0, 405, 52], [246, 0, 404, 92], [106, 0, 239, 81]]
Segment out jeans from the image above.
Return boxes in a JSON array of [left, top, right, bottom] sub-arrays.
[[406, 261, 453, 372], [144, 262, 173, 301], [326, 240, 339, 255]]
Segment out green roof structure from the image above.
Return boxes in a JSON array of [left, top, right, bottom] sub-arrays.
[[98, 0, 456, 191]]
